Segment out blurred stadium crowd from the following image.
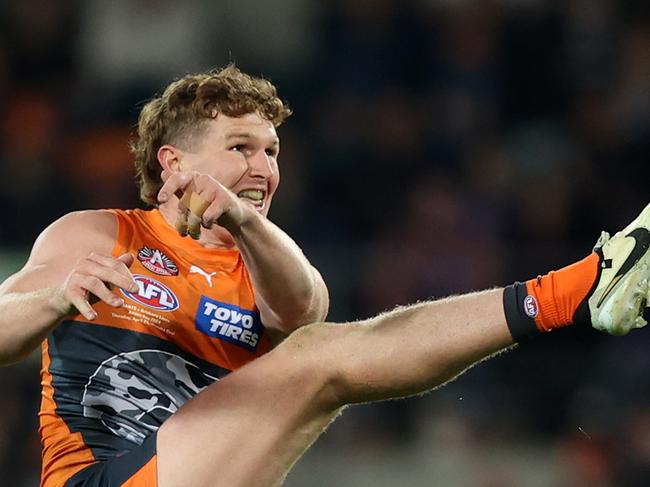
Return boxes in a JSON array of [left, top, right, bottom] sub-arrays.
[[0, 1, 649, 485]]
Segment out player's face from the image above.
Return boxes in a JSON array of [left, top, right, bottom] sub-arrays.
[[180, 112, 280, 217]]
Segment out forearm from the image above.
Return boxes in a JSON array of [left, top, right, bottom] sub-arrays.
[[0, 288, 65, 365], [229, 212, 329, 330]]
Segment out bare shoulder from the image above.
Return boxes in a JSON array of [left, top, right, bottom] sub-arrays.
[[28, 210, 118, 266], [0, 210, 120, 294]]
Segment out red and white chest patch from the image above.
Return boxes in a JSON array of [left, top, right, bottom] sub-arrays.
[[138, 246, 179, 276]]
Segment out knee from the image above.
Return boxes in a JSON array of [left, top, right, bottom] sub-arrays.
[[281, 321, 336, 349], [273, 321, 350, 410]]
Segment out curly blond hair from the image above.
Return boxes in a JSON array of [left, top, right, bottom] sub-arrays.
[[131, 64, 292, 205]]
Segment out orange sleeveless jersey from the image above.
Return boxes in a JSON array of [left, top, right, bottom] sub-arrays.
[[39, 209, 272, 486]]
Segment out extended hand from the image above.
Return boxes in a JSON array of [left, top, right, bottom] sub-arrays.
[[157, 170, 250, 240], [53, 253, 137, 320]]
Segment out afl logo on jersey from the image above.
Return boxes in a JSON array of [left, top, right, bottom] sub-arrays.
[[121, 275, 180, 312], [138, 247, 179, 276]]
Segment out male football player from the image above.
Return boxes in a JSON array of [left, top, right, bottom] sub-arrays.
[[0, 65, 648, 487]]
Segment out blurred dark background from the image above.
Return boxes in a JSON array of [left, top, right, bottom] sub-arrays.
[[0, 1, 649, 485]]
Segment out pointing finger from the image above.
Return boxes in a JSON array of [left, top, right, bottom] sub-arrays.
[[158, 172, 192, 203]]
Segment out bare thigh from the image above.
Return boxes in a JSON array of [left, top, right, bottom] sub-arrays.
[[156, 323, 344, 487], [156, 290, 510, 486]]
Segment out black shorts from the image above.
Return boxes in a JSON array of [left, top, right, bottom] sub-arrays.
[[63, 433, 157, 487]]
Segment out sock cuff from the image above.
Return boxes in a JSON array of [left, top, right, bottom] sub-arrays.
[[503, 282, 540, 342]]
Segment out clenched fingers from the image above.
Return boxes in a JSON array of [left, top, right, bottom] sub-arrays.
[[174, 204, 190, 236], [179, 181, 222, 239], [175, 191, 208, 239], [159, 172, 209, 238]]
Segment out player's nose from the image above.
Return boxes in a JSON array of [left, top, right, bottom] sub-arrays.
[[247, 151, 274, 180]]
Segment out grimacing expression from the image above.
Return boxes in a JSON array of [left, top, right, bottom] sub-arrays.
[[177, 112, 280, 217]]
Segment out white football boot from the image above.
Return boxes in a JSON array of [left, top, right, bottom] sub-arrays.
[[589, 203, 650, 335]]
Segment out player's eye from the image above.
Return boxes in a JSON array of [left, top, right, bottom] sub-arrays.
[[265, 147, 278, 157], [229, 144, 245, 152]]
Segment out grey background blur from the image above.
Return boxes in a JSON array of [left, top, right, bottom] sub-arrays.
[[1, 0, 649, 485]]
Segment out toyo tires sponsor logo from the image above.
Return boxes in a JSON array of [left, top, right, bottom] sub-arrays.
[[195, 296, 262, 352], [121, 275, 179, 312]]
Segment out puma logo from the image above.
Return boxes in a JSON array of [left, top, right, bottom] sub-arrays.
[[189, 265, 217, 287]]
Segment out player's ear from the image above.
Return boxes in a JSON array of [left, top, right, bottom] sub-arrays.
[[157, 145, 182, 173]]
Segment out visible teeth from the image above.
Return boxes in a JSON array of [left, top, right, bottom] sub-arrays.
[[237, 190, 264, 201]]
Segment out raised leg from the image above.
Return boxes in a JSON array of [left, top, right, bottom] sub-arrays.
[[157, 288, 513, 487]]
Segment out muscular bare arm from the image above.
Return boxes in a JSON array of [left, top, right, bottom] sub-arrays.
[[158, 172, 329, 335], [0, 211, 138, 365], [226, 211, 329, 333]]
